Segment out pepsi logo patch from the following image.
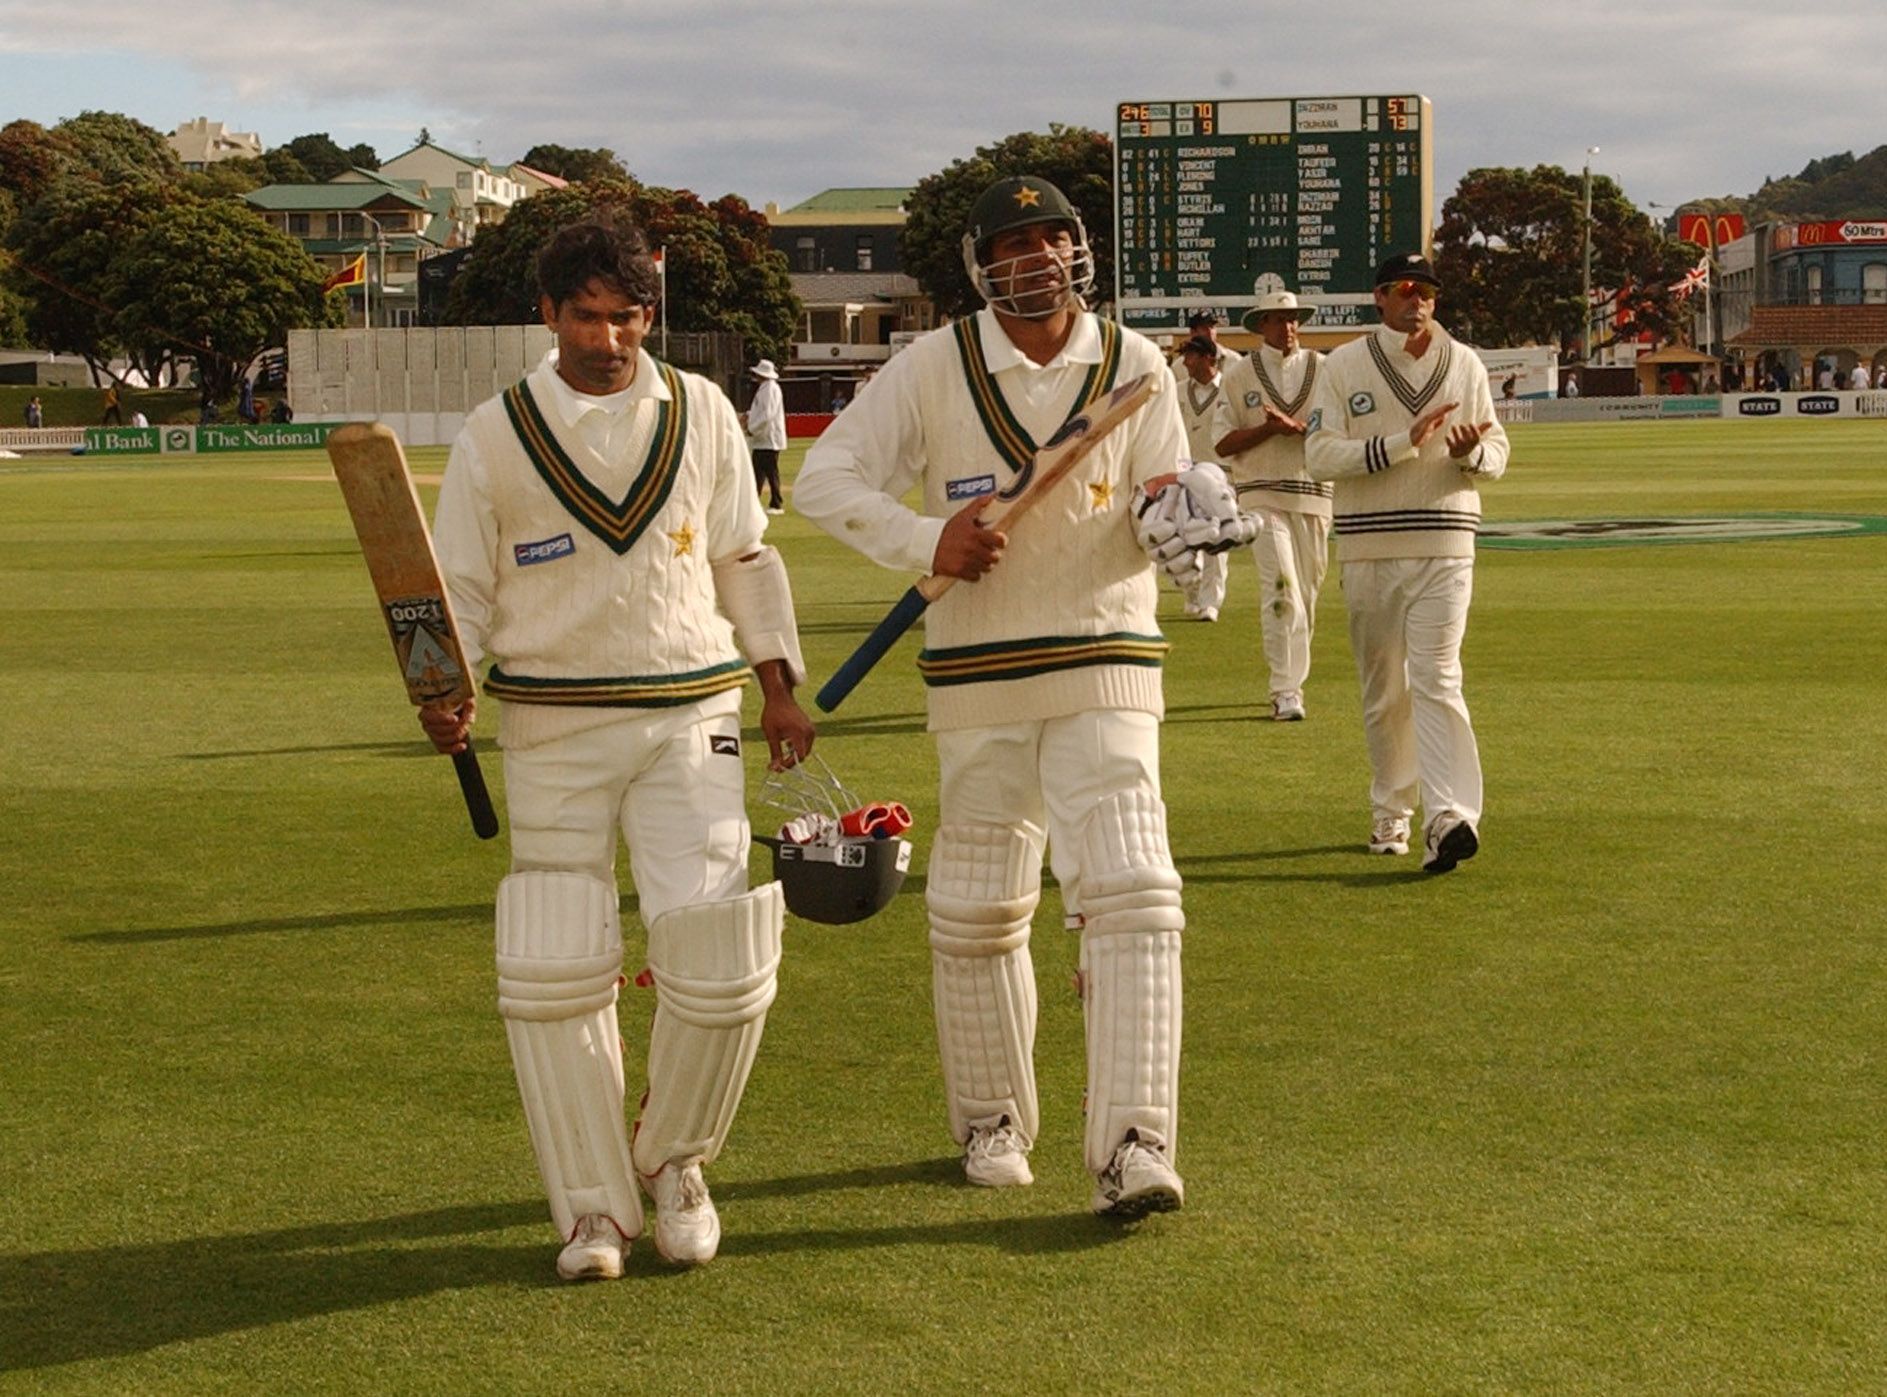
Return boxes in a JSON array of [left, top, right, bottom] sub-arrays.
[[947, 474, 997, 501], [709, 734, 741, 756], [514, 533, 574, 566]]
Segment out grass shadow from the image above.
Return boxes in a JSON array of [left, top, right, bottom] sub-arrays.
[[69, 895, 644, 945], [182, 740, 429, 761]]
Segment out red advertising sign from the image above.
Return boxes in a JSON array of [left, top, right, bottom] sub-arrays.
[[1677, 211, 1747, 248], [1774, 220, 1887, 250]]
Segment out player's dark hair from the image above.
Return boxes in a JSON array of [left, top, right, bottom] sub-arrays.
[[535, 214, 660, 309]]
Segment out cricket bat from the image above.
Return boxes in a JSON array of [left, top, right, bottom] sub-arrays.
[[326, 422, 500, 840], [814, 371, 1158, 712]]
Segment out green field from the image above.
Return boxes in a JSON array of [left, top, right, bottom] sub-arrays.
[[2, 420, 1883, 1392]]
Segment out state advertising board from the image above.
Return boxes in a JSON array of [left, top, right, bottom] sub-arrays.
[[1114, 94, 1433, 334]]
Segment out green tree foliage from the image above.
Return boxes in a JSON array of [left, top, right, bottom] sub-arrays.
[[518, 145, 629, 184], [53, 111, 181, 185], [0, 120, 80, 206], [183, 156, 268, 200], [901, 125, 1115, 320], [274, 133, 378, 183], [258, 148, 314, 185], [442, 180, 799, 363], [108, 199, 339, 397], [6, 178, 166, 378], [1434, 165, 1701, 351]]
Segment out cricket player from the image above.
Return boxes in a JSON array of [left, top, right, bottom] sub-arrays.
[[1172, 334, 1230, 622], [1304, 252, 1508, 872], [422, 215, 817, 1278], [1214, 285, 1329, 722], [797, 176, 1245, 1217]]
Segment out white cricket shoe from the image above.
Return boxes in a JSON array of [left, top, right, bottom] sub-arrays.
[[640, 1162, 721, 1265], [964, 1118, 1033, 1188], [1271, 691, 1306, 722], [1092, 1133, 1184, 1217], [555, 1213, 627, 1281], [1422, 815, 1480, 874], [1368, 816, 1411, 855]]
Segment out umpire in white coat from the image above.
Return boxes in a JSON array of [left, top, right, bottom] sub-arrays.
[[1304, 253, 1508, 873]]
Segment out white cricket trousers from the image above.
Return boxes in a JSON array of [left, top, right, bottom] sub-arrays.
[[501, 694, 750, 923], [1248, 509, 1330, 698], [935, 709, 1163, 923], [1341, 556, 1483, 830]]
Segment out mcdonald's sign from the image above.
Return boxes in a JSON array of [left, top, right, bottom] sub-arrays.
[[1676, 211, 1747, 249]]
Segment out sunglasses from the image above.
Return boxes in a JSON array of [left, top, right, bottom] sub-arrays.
[[1383, 279, 1439, 300]]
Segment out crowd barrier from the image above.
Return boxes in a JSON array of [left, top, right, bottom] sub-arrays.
[[1494, 391, 1887, 424]]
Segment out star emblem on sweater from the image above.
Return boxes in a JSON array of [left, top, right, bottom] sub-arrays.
[[1088, 479, 1113, 510], [667, 523, 696, 557]]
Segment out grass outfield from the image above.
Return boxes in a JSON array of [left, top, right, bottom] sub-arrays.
[[1, 419, 1883, 1391]]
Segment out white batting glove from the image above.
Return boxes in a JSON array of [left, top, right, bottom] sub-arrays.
[[1173, 461, 1259, 554]]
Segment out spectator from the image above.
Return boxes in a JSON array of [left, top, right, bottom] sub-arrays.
[[238, 377, 259, 424], [101, 383, 123, 425], [131, 409, 149, 428], [270, 398, 294, 424], [25, 395, 43, 428], [1849, 363, 1872, 390]]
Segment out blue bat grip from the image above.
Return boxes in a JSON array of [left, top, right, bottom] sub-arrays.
[[816, 585, 930, 712]]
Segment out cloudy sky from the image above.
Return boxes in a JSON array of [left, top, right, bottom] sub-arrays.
[[1, 1, 1873, 214]]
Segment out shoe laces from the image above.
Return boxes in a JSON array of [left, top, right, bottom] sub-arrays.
[[672, 1164, 710, 1212], [968, 1122, 1023, 1162]]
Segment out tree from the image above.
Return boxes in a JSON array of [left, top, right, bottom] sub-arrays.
[[519, 144, 629, 184], [901, 125, 1115, 320], [5, 177, 167, 379], [1433, 165, 1701, 352], [442, 179, 799, 363], [273, 133, 377, 183], [108, 198, 340, 398], [0, 120, 79, 206], [258, 148, 314, 185], [54, 111, 181, 185]]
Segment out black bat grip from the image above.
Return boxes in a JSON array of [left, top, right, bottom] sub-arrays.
[[452, 740, 501, 840]]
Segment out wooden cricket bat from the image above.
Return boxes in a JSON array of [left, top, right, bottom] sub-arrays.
[[815, 371, 1159, 712], [327, 422, 500, 840]]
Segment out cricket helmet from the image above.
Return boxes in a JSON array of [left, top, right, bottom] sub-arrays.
[[759, 753, 914, 925], [960, 175, 1095, 318]]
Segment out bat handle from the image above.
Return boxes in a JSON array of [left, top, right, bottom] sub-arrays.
[[452, 741, 501, 840], [816, 585, 930, 712]]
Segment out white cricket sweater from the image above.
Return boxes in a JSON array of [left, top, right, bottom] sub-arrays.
[[796, 309, 1187, 732], [435, 351, 765, 749], [1304, 324, 1509, 561], [1215, 345, 1332, 518], [1176, 370, 1225, 466]]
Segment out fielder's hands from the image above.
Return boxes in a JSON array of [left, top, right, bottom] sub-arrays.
[[1447, 420, 1497, 466], [1263, 403, 1308, 436], [419, 698, 474, 754], [932, 494, 1006, 581], [755, 659, 816, 772], [1409, 401, 1460, 449]]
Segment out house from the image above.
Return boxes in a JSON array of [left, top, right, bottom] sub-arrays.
[[509, 164, 570, 199], [1720, 219, 1887, 385], [245, 171, 453, 327], [379, 138, 527, 245], [762, 188, 937, 398], [168, 117, 263, 170]]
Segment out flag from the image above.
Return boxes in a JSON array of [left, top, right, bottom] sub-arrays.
[[1670, 254, 1710, 301], [651, 247, 664, 273], [324, 254, 366, 292]]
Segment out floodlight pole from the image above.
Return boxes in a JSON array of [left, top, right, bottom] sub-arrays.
[[1581, 148, 1599, 365]]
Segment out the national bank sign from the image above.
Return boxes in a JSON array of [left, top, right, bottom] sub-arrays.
[[1773, 220, 1887, 251]]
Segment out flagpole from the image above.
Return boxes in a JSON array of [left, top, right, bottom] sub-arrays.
[[659, 244, 668, 359]]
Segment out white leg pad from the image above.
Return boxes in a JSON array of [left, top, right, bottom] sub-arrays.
[[631, 882, 783, 1177], [926, 822, 1043, 1147], [495, 870, 643, 1242], [1074, 791, 1184, 1174]]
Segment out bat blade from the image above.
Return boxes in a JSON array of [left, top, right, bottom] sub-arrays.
[[327, 422, 499, 841], [814, 370, 1158, 711]]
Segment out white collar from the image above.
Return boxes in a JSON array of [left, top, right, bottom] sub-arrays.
[[974, 308, 1101, 372], [534, 347, 670, 425], [1371, 322, 1452, 363]]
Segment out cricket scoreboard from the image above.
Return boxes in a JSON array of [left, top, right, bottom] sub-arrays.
[[1114, 94, 1433, 333]]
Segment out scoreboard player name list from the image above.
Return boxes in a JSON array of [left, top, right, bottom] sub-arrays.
[[1117, 96, 1427, 329]]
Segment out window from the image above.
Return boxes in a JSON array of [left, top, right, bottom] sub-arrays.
[[856, 235, 874, 272], [288, 213, 310, 236], [1806, 264, 1822, 306], [796, 236, 817, 272], [456, 171, 472, 188], [1863, 264, 1887, 304]]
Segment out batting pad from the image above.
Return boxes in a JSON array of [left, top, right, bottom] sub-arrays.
[[1074, 791, 1184, 1174], [926, 822, 1044, 1147], [495, 870, 643, 1242], [631, 882, 784, 1176]]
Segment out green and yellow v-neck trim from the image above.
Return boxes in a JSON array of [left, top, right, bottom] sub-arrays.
[[502, 362, 689, 556], [952, 314, 1121, 484]]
